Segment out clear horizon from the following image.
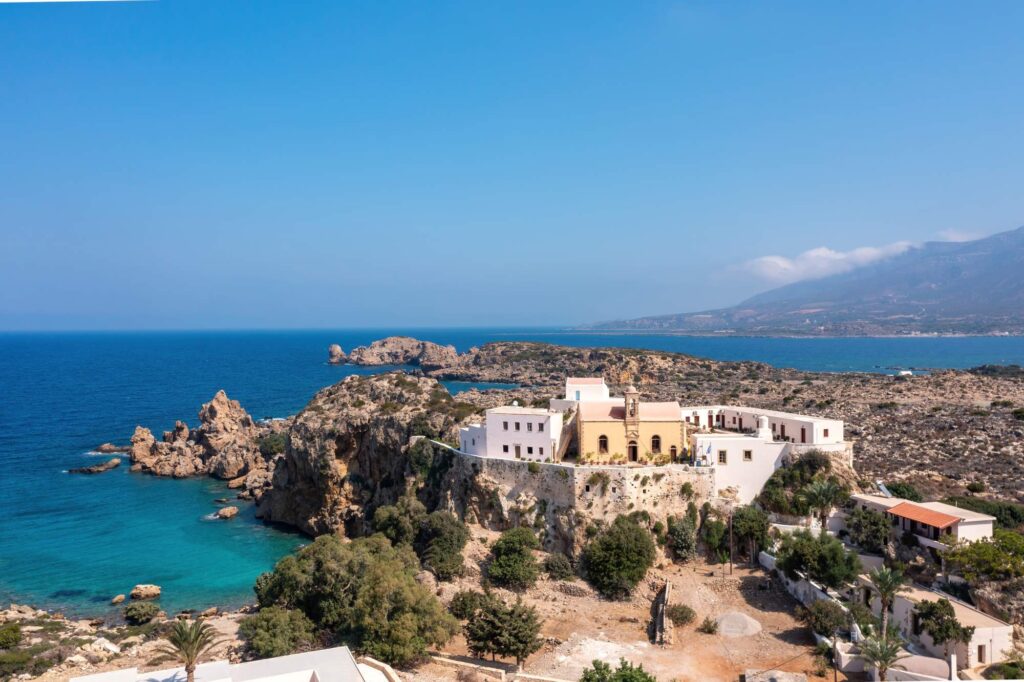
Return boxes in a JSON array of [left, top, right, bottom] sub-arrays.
[[2, 1, 1023, 330]]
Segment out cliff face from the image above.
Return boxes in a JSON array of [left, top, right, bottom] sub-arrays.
[[254, 373, 476, 536], [129, 390, 267, 480]]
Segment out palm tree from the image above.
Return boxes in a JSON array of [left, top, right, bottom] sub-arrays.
[[157, 619, 225, 682], [860, 635, 908, 680], [800, 479, 846, 530], [868, 566, 907, 636]]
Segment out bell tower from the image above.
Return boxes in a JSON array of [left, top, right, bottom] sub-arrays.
[[624, 385, 640, 440]]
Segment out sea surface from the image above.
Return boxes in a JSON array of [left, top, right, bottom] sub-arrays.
[[3, 329, 1024, 618]]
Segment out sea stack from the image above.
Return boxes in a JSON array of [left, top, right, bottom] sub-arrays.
[[328, 344, 346, 364]]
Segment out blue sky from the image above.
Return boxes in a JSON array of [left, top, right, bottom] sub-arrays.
[[1, 1, 1022, 330]]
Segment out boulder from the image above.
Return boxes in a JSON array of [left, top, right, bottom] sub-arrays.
[[328, 344, 346, 365], [110, 594, 125, 605], [216, 506, 239, 519], [129, 584, 161, 600], [94, 443, 129, 454], [69, 458, 121, 475]]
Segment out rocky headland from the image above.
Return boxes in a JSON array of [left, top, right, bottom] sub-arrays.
[[126, 337, 1024, 529]]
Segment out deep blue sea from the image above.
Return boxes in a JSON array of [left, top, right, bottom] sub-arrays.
[[3, 329, 1024, 618]]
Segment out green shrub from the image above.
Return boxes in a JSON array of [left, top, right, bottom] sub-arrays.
[[123, 601, 160, 625], [967, 481, 986, 493], [697, 616, 719, 634], [731, 506, 770, 560], [946, 529, 1024, 582], [665, 515, 697, 562], [776, 529, 861, 590], [0, 623, 21, 649], [417, 511, 469, 581], [464, 596, 543, 667], [666, 604, 695, 626], [238, 607, 316, 658], [527, 461, 541, 474], [254, 534, 457, 667], [942, 496, 1024, 528], [755, 451, 834, 516], [448, 590, 490, 620], [582, 515, 655, 599], [543, 553, 574, 581], [798, 599, 848, 636], [487, 527, 540, 590], [257, 432, 289, 457], [373, 495, 427, 547], [580, 658, 657, 682], [885, 482, 923, 502], [846, 507, 891, 554]]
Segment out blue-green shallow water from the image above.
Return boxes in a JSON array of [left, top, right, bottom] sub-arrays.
[[4, 329, 1024, 618]]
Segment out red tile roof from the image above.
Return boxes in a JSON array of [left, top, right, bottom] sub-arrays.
[[888, 502, 959, 529]]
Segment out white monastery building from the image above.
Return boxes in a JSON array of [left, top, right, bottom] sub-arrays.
[[459, 404, 564, 462], [459, 375, 851, 507]]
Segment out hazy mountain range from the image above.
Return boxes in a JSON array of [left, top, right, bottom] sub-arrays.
[[583, 226, 1024, 336]]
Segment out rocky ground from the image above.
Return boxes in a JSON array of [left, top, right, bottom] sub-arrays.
[[0, 603, 242, 681], [411, 530, 837, 682]]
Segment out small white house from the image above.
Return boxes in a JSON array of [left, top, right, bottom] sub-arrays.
[[459, 405, 563, 461], [848, 493, 995, 550], [857, 577, 1013, 670], [71, 646, 368, 682], [564, 377, 610, 402]]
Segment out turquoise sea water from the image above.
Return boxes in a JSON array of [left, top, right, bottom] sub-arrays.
[[3, 329, 1024, 618]]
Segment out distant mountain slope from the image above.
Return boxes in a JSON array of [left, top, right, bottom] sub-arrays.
[[585, 226, 1024, 335]]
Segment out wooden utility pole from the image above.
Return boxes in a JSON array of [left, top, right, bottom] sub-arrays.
[[728, 513, 734, 576]]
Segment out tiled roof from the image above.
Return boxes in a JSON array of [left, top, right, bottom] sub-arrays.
[[578, 400, 681, 422], [887, 501, 959, 529]]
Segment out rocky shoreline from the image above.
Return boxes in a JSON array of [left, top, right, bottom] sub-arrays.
[[1, 602, 246, 680]]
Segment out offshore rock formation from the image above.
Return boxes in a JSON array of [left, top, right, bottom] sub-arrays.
[[327, 344, 346, 364], [255, 372, 473, 535], [69, 458, 121, 475], [129, 390, 266, 480], [345, 336, 458, 370]]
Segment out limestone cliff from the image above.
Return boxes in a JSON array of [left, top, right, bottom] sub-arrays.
[[345, 336, 458, 370], [129, 390, 267, 480], [254, 373, 478, 535]]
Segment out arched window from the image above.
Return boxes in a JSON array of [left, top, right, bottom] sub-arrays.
[[598, 435, 609, 454], [651, 435, 661, 454], [628, 440, 638, 462], [670, 445, 678, 459]]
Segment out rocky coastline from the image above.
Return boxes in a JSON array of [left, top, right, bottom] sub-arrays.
[[118, 336, 1024, 532]]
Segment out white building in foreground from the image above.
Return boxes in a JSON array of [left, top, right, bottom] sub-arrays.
[[71, 647, 370, 682], [459, 405, 564, 462], [857, 577, 1013, 670]]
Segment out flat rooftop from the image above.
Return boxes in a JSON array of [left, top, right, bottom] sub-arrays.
[[681, 404, 843, 424], [852, 494, 996, 523], [486, 405, 558, 416], [566, 377, 606, 385], [893, 581, 1008, 629], [72, 647, 365, 682]]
